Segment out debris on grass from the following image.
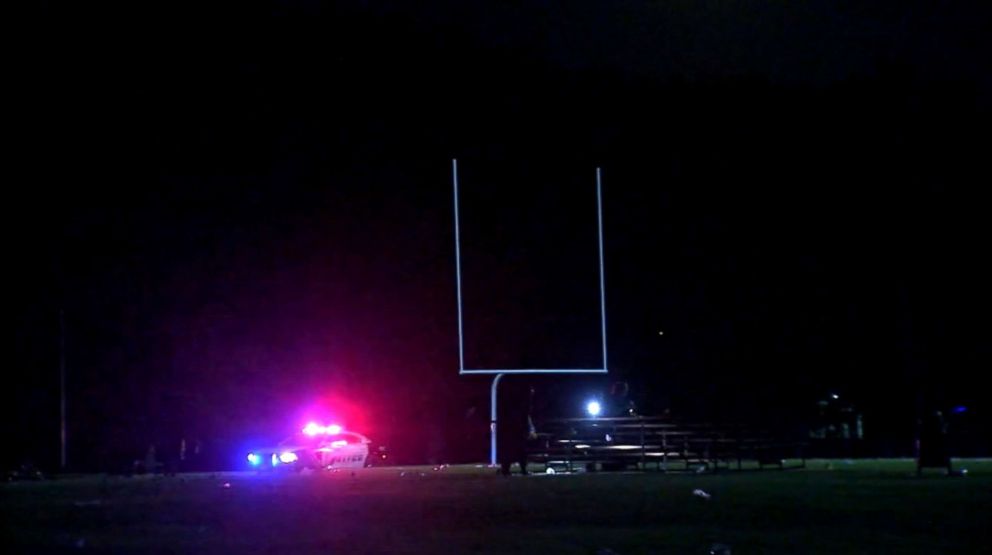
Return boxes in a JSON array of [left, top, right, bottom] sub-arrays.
[[221, 482, 231, 489], [709, 542, 731, 554], [5, 467, 45, 482], [693, 488, 712, 500]]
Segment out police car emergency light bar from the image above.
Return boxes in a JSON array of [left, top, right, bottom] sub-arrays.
[[452, 159, 608, 375], [303, 422, 342, 436]]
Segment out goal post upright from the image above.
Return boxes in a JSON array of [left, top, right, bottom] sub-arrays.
[[451, 159, 609, 466], [596, 167, 608, 371], [452, 158, 466, 373]]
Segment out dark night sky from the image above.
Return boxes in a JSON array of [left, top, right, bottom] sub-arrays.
[[10, 1, 991, 468]]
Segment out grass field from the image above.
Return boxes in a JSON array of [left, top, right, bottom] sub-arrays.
[[2, 459, 990, 554]]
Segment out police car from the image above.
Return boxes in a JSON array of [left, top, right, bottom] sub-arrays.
[[246, 423, 373, 471]]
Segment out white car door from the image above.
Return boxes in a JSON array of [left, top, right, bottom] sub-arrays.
[[317, 433, 370, 469]]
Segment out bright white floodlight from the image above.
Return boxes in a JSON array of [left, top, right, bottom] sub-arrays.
[[586, 400, 602, 417]]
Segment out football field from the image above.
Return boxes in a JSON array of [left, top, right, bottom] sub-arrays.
[[2, 459, 990, 554]]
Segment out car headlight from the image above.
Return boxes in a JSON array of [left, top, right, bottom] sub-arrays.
[[278, 451, 299, 464]]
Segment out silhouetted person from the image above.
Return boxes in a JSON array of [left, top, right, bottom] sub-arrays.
[[143, 444, 159, 474], [162, 437, 184, 476], [609, 381, 629, 417], [917, 410, 952, 476], [497, 379, 534, 476], [191, 439, 203, 471], [178, 438, 187, 472]]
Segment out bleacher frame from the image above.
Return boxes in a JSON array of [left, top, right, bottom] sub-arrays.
[[528, 416, 806, 473]]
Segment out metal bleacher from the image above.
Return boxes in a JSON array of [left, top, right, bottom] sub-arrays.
[[527, 415, 806, 473]]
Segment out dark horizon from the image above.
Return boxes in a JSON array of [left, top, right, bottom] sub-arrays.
[[10, 1, 990, 470]]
